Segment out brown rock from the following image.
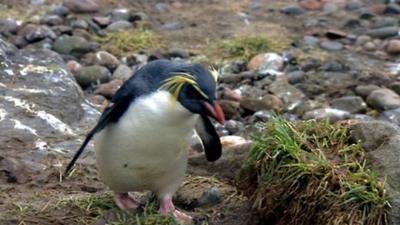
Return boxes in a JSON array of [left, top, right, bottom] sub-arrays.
[[387, 40, 400, 54], [92, 16, 111, 27], [219, 100, 241, 120], [299, 0, 323, 10], [66, 60, 82, 75], [326, 29, 347, 39], [63, 0, 100, 13], [240, 94, 283, 112], [368, 4, 387, 14], [94, 79, 123, 99], [247, 53, 284, 72]]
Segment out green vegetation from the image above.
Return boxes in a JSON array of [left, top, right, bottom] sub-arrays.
[[95, 29, 163, 57], [208, 35, 291, 61], [238, 117, 389, 225]]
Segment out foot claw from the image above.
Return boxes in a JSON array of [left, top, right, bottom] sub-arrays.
[[114, 193, 139, 210]]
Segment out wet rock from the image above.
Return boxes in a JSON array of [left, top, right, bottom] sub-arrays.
[[247, 52, 284, 73], [387, 40, 400, 54], [303, 108, 351, 122], [166, 47, 189, 59], [94, 79, 123, 99], [219, 100, 240, 120], [320, 40, 343, 51], [330, 96, 367, 114], [269, 79, 305, 111], [287, 70, 305, 84], [366, 88, 400, 110], [379, 108, 400, 126], [83, 51, 120, 71], [75, 65, 111, 88], [112, 64, 133, 82], [355, 84, 380, 98], [240, 94, 283, 112], [52, 35, 97, 57], [106, 21, 132, 32], [40, 15, 64, 26], [50, 4, 70, 17], [366, 26, 399, 39], [281, 6, 305, 15], [63, 0, 100, 13], [161, 22, 184, 31]]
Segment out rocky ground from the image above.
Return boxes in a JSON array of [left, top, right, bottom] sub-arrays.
[[1, 0, 400, 224]]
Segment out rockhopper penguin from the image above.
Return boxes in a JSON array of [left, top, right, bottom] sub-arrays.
[[65, 59, 225, 221]]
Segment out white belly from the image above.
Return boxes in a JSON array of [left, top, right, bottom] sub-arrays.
[[94, 91, 198, 196]]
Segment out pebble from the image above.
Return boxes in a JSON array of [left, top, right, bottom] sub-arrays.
[[198, 187, 222, 206], [52, 35, 97, 56], [355, 84, 380, 98], [372, 17, 398, 29], [75, 65, 111, 87], [330, 96, 367, 114], [299, 0, 323, 10], [0, 19, 22, 35], [366, 88, 400, 110], [50, 4, 70, 17], [320, 40, 343, 51], [379, 108, 400, 126], [247, 52, 284, 72], [66, 60, 82, 74], [281, 6, 305, 15], [24, 26, 56, 43], [240, 95, 283, 112], [93, 16, 112, 27], [112, 64, 133, 82], [366, 26, 399, 39], [94, 79, 123, 98], [224, 120, 244, 135], [166, 47, 189, 59], [363, 42, 377, 51], [219, 100, 241, 120], [71, 19, 89, 30], [40, 15, 63, 26], [387, 40, 400, 54], [287, 70, 305, 84], [106, 21, 133, 32], [303, 108, 351, 122], [109, 8, 131, 22], [303, 35, 320, 46], [63, 0, 100, 13], [85, 51, 120, 71]]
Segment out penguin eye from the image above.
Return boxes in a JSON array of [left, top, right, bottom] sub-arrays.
[[187, 86, 201, 99]]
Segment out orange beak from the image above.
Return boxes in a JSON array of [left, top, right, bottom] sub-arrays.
[[202, 101, 225, 124]]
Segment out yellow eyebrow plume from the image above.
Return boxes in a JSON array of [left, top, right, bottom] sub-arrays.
[[209, 66, 219, 83], [159, 73, 209, 102]]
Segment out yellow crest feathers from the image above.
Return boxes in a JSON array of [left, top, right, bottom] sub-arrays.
[[159, 73, 208, 102], [209, 66, 219, 83]]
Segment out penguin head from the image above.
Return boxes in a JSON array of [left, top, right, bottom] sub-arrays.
[[161, 64, 225, 124]]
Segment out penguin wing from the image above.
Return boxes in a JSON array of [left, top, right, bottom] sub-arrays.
[[195, 115, 222, 162]]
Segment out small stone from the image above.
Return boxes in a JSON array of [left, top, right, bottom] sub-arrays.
[[366, 26, 399, 39], [287, 70, 305, 84], [24, 25, 56, 43], [372, 17, 398, 29], [385, 3, 400, 14], [50, 4, 69, 17], [303, 35, 320, 46], [109, 8, 132, 22], [363, 42, 376, 51], [387, 40, 400, 54], [155, 3, 170, 13], [330, 96, 367, 114], [247, 52, 284, 72], [366, 88, 400, 110], [166, 47, 189, 59], [219, 100, 240, 120], [299, 0, 323, 10], [161, 22, 184, 31], [71, 19, 89, 30], [320, 40, 343, 51], [0, 19, 22, 35], [346, 0, 363, 10], [323, 3, 338, 14], [75, 65, 111, 88], [249, 110, 274, 123], [66, 60, 82, 74], [53, 35, 97, 57], [40, 15, 63, 26], [269, 79, 305, 111], [390, 82, 400, 95], [198, 187, 222, 206], [106, 21, 132, 32], [240, 94, 283, 112], [355, 84, 380, 98], [379, 108, 400, 126], [368, 4, 387, 15], [326, 29, 347, 39], [92, 16, 111, 27], [303, 108, 351, 122], [281, 6, 305, 15], [224, 120, 244, 135], [84, 51, 120, 71], [112, 64, 133, 82], [63, 0, 100, 13], [94, 79, 123, 98], [355, 35, 371, 46]]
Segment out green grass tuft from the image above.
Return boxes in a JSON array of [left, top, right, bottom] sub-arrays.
[[95, 29, 163, 57], [238, 116, 389, 225]]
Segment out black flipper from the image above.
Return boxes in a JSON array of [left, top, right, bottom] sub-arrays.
[[196, 115, 222, 161]]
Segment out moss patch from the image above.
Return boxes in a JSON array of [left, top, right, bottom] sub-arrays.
[[238, 117, 389, 225], [206, 35, 291, 62], [95, 29, 163, 57]]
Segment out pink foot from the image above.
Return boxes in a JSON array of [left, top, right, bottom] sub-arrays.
[[159, 196, 192, 223], [114, 193, 139, 210]]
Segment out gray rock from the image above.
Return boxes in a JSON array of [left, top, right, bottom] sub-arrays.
[[323, 3, 338, 14], [366, 26, 399, 39], [386, 3, 400, 14], [0, 19, 22, 35], [281, 6, 305, 15], [71, 19, 89, 30], [303, 108, 351, 122], [24, 26, 56, 43], [63, 0, 99, 13], [320, 40, 343, 51], [379, 108, 400, 126], [346, 0, 363, 10], [351, 114, 375, 121], [291, 100, 325, 116], [355, 35, 371, 46], [249, 110, 274, 123], [106, 21, 132, 32], [240, 94, 283, 112], [75, 65, 111, 88], [366, 88, 400, 110], [83, 51, 120, 71], [224, 120, 244, 135], [303, 35, 320, 46], [40, 15, 63, 26], [161, 22, 184, 31], [155, 3, 170, 13], [287, 70, 305, 84], [112, 64, 133, 82], [0, 37, 93, 155], [355, 84, 380, 98], [52, 35, 97, 57], [50, 4, 69, 17], [219, 100, 240, 120], [363, 42, 377, 51], [269, 79, 305, 111], [371, 17, 398, 29], [109, 8, 131, 22], [198, 187, 222, 206], [330, 96, 367, 114]]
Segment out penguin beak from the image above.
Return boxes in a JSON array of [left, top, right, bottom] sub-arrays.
[[202, 101, 225, 124]]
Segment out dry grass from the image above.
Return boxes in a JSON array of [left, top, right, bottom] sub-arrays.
[[238, 116, 389, 225]]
